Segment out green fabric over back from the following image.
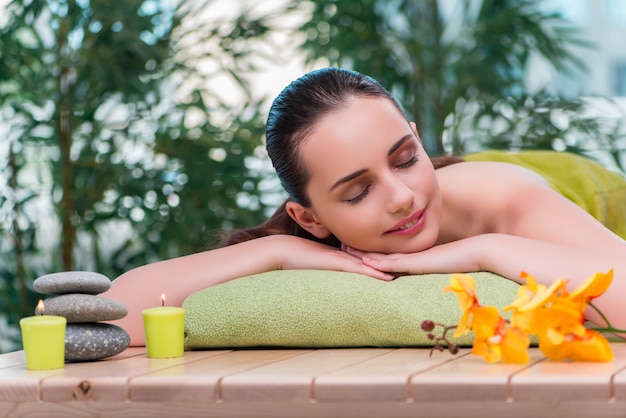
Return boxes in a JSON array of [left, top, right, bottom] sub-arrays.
[[465, 150, 626, 239], [183, 270, 519, 349]]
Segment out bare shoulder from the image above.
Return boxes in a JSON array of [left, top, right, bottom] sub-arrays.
[[436, 160, 552, 194], [435, 158, 626, 248], [435, 160, 558, 237]]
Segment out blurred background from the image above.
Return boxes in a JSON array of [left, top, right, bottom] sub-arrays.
[[1, 0, 625, 352]]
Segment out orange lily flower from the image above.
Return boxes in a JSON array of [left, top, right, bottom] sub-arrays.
[[530, 274, 614, 362], [532, 297, 586, 344], [471, 306, 530, 364], [567, 269, 613, 310], [443, 274, 479, 337], [539, 328, 614, 362], [505, 272, 564, 334], [441, 270, 614, 364]]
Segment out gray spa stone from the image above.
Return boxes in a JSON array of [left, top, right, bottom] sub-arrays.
[[43, 294, 128, 323], [65, 323, 130, 362], [33, 271, 111, 295]]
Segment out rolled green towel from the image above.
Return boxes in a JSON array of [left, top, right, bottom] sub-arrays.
[[183, 270, 519, 349], [464, 150, 626, 239]]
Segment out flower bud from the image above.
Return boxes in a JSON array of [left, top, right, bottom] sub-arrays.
[[421, 320, 435, 332]]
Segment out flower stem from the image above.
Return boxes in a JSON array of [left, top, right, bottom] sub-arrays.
[[588, 302, 626, 333]]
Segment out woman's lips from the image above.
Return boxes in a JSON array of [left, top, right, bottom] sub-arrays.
[[386, 209, 426, 235]]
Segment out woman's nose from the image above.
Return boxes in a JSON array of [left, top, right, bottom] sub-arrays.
[[384, 174, 414, 213]]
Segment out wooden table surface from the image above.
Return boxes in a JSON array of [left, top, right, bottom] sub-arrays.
[[2, 343, 626, 418]]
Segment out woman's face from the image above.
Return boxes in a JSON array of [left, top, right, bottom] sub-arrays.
[[299, 96, 442, 254]]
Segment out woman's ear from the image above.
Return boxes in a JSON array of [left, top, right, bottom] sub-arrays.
[[285, 201, 331, 239]]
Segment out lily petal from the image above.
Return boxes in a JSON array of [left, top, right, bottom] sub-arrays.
[[568, 270, 613, 304]]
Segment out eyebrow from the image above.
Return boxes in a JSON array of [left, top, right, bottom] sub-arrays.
[[329, 134, 415, 191], [387, 134, 413, 156]]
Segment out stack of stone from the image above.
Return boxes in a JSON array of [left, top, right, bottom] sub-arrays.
[[32, 271, 130, 362]]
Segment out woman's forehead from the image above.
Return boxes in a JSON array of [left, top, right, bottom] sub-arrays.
[[307, 97, 410, 148], [300, 98, 415, 182]]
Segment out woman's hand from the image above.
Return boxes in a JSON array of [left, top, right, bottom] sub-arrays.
[[272, 235, 396, 281], [343, 238, 484, 276]]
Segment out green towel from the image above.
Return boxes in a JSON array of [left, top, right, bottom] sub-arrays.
[[464, 150, 626, 239], [183, 270, 519, 349]]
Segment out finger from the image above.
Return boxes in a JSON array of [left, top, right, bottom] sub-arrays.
[[342, 247, 363, 261], [361, 255, 405, 273], [344, 258, 395, 281], [344, 246, 361, 257], [345, 246, 375, 259], [359, 266, 395, 281]]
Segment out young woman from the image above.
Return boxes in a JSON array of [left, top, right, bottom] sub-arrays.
[[103, 67, 626, 345]]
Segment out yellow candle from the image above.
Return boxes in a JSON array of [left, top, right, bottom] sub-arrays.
[[142, 294, 185, 358], [19, 300, 66, 370]]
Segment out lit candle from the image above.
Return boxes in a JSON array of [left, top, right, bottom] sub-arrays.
[[142, 294, 185, 358], [19, 300, 66, 370]]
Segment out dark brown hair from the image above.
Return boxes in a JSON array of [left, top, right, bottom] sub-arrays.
[[219, 68, 463, 248]]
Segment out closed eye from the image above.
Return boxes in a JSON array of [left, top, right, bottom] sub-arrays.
[[345, 185, 371, 205], [345, 153, 417, 205], [395, 154, 418, 170]]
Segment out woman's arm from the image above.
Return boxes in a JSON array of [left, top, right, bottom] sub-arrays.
[[102, 234, 392, 345]]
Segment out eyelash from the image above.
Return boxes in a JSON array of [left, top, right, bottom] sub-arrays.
[[396, 154, 419, 170], [346, 186, 371, 205], [345, 153, 419, 205]]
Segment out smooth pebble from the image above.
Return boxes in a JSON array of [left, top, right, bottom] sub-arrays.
[[42, 294, 127, 323], [65, 323, 130, 362], [34, 271, 111, 295]]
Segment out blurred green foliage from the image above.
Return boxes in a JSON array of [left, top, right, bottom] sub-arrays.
[[297, 0, 625, 164], [1, 0, 624, 353], [0, 0, 278, 351]]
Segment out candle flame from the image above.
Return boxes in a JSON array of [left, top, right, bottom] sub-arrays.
[[36, 300, 45, 316], [160, 293, 166, 307]]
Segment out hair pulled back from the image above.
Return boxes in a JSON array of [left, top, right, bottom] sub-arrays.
[[218, 68, 462, 247]]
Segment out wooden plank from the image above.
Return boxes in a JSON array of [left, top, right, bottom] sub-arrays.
[[605, 343, 626, 401], [510, 343, 626, 402], [220, 348, 394, 402], [40, 349, 222, 402], [0, 367, 64, 402], [129, 349, 311, 402], [4, 399, 626, 418], [0, 351, 25, 369], [2, 344, 626, 417], [314, 348, 469, 402], [0, 349, 146, 402], [409, 348, 546, 402], [100, 347, 146, 360]]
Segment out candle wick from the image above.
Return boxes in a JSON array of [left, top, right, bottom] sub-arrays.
[[161, 300, 165, 307]]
